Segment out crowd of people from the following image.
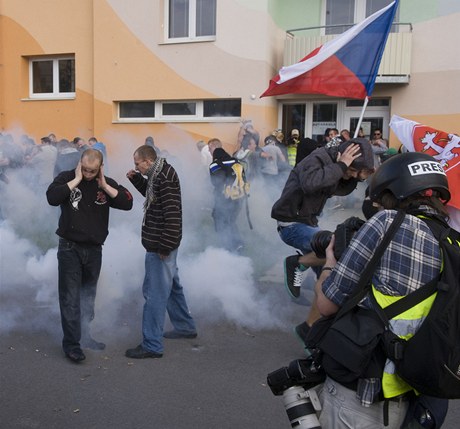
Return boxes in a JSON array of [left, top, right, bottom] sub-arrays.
[[1, 119, 457, 428], [0, 132, 108, 193]]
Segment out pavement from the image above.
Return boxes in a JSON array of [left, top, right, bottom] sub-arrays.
[[1, 199, 459, 428]]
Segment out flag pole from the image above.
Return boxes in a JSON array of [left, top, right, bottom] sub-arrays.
[[353, 96, 369, 138]]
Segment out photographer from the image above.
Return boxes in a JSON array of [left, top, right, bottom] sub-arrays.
[[313, 152, 450, 428], [272, 138, 374, 300]]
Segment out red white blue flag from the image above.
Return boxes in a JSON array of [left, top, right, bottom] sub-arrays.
[[390, 114, 460, 211], [261, 1, 398, 99]]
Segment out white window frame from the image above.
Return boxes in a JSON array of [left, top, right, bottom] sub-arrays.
[[321, 0, 399, 35], [160, 100, 200, 119], [164, 0, 216, 44], [28, 56, 75, 100], [116, 99, 241, 123]]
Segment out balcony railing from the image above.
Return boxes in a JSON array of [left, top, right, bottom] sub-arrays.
[[284, 23, 412, 83]]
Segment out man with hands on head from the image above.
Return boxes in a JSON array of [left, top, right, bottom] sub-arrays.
[[47, 149, 133, 363], [272, 139, 375, 301]]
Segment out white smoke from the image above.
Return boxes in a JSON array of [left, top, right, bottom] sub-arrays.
[[0, 127, 303, 340]]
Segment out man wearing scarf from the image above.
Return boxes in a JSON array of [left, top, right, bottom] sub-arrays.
[[125, 145, 197, 359]]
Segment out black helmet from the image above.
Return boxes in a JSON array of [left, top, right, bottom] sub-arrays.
[[369, 152, 450, 203]]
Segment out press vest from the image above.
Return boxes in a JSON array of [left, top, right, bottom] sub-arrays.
[[372, 285, 437, 398]]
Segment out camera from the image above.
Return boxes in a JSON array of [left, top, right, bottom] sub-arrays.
[[310, 216, 365, 260], [267, 354, 325, 428]]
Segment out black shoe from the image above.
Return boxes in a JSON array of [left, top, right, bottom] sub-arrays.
[[163, 330, 197, 339], [65, 348, 86, 363], [125, 344, 163, 359], [81, 337, 106, 350], [284, 255, 306, 298], [294, 322, 311, 348]]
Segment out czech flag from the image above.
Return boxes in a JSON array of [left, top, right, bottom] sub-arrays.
[[390, 114, 460, 211], [261, 1, 398, 99]]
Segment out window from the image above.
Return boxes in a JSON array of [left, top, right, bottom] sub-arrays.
[[118, 99, 241, 122], [29, 56, 75, 98], [203, 99, 240, 118], [162, 102, 196, 116], [282, 104, 306, 137], [365, 0, 394, 17], [312, 102, 337, 142], [167, 0, 216, 42], [325, 0, 355, 35], [120, 102, 155, 118], [324, 0, 399, 35]]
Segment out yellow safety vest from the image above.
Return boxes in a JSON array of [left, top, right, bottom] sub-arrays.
[[287, 145, 297, 167], [372, 285, 436, 398], [373, 216, 460, 398]]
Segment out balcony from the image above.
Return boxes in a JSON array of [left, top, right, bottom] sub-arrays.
[[284, 23, 412, 84]]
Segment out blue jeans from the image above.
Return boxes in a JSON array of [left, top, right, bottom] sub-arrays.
[[57, 238, 102, 353], [142, 249, 196, 354], [277, 222, 320, 254]]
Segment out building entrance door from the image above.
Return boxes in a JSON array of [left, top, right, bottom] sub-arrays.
[[343, 108, 390, 140]]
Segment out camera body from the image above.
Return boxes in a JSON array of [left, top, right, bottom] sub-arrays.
[[310, 216, 365, 260], [267, 355, 325, 428]]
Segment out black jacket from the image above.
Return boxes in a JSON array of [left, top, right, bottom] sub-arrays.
[[47, 170, 133, 245], [271, 147, 357, 226]]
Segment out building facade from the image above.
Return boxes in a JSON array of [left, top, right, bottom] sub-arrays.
[[0, 0, 458, 154]]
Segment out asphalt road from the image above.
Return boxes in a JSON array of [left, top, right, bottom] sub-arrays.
[[0, 279, 310, 429], [1, 202, 459, 429]]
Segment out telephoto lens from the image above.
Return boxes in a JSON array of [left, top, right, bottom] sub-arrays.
[[283, 386, 322, 429], [310, 230, 333, 259]]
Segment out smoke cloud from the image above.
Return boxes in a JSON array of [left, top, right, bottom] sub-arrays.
[[0, 126, 306, 343]]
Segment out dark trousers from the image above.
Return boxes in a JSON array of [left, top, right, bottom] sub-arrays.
[[57, 238, 102, 353]]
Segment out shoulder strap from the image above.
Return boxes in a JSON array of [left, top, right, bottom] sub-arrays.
[[335, 209, 406, 320], [373, 213, 451, 322]]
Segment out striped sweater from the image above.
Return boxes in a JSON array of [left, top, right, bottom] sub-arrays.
[[129, 161, 182, 254]]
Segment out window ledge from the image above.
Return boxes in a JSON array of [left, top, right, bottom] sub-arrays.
[[159, 36, 216, 46], [114, 117, 240, 124], [22, 96, 76, 101]]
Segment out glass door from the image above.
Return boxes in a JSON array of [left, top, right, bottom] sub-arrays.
[[343, 109, 390, 140]]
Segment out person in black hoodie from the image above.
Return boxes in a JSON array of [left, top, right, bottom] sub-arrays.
[[272, 139, 375, 300], [47, 149, 133, 363], [208, 141, 244, 252]]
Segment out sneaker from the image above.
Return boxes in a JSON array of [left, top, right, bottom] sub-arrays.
[[163, 330, 197, 339], [125, 344, 163, 359], [284, 255, 307, 298]]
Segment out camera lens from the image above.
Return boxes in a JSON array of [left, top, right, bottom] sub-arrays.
[[310, 231, 333, 259], [283, 386, 322, 429]]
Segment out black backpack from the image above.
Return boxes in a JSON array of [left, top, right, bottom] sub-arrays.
[[377, 215, 460, 398]]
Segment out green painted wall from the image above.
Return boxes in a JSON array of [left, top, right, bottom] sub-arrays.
[[264, 0, 460, 32], [268, 0, 322, 33]]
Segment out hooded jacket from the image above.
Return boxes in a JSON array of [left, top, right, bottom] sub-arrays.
[[271, 139, 373, 226]]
